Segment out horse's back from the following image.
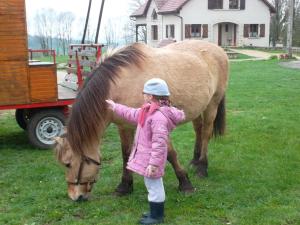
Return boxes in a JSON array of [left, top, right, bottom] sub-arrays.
[[165, 40, 229, 91], [112, 40, 229, 122]]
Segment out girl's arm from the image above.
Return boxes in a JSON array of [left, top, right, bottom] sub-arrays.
[[113, 103, 141, 125], [149, 119, 169, 167]]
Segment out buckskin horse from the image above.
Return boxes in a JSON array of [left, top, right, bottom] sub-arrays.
[[54, 40, 229, 201]]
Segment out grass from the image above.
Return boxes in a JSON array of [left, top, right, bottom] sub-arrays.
[[235, 53, 254, 59], [1, 60, 300, 224], [236, 47, 285, 54], [32, 55, 69, 64]]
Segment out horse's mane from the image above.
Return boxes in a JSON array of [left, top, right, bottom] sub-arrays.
[[67, 43, 146, 155]]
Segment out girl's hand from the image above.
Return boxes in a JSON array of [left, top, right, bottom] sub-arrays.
[[105, 99, 116, 111], [145, 165, 158, 177]]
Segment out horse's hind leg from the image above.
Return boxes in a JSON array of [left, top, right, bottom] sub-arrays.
[[115, 126, 134, 196], [196, 101, 220, 177], [167, 139, 194, 192], [190, 115, 203, 167]]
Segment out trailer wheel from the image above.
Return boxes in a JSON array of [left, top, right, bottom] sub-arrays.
[[27, 109, 65, 149], [15, 109, 32, 130]]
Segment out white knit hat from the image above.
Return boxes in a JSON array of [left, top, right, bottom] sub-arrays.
[[143, 78, 170, 96]]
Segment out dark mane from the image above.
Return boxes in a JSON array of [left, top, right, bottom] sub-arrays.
[[67, 43, 146, 155]]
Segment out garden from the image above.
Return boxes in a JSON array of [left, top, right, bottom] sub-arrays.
[[0, 59, 299, 225]]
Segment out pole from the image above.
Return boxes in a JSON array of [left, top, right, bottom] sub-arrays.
[[287, 0, 294, 58], [95, 0, 106, 44], [82, 0, 92, 44]]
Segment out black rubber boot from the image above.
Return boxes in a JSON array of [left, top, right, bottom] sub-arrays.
[[141, 212, 150, 218], [139, 202, 164, 224]]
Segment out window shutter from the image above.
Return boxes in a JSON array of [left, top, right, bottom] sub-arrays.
[[171, 25, 175, 38], [240, 0, 245, 10], [260, 24, 265, 37], [219, 0, 223, 9], [244, 24, 249, 37], [202, 24, 208, 38], [166, 25, 169, 38], [185, 24, 191, 38], [208, 0, 215, 9]]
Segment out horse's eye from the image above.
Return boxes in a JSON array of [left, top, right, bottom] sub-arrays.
[[65, 163, 71, 168]]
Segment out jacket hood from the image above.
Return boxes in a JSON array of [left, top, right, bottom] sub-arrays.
[[159, 106, 185, 130]]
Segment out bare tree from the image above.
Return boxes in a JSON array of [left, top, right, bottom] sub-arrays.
[[292, 0, 300, 46], [104, 19, 118, 47], [122, 0, 147, 44], [34, 8, 56, 51], [57, 12, 75, 55], [270, 0, 288, 47]]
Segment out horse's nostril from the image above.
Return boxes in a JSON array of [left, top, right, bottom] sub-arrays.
[[76, 195, 84, 202]]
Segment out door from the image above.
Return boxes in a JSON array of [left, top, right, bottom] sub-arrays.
[[218, 24, 222, 46]]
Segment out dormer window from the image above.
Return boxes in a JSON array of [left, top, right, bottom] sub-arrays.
[[208, 0, 223, 9], [152, 10, 157, 20], [229, 0, 239, 9]]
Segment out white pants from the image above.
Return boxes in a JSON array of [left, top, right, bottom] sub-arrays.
[[144, 177, 165, 202]]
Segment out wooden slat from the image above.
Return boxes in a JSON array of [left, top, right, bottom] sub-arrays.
[[68, 59, 96, 67], [0, 61, 30, 106], [0, 0, 25, 14], [67, 68, 92, 77], [29, 65, 58, 102], [0, 36, 27, 61], [0, 17, 26, 35], [0, 1, 28, 61], [68, 49, 97, 57]]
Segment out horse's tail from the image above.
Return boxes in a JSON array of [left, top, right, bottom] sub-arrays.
[[213, 95, 226, 137]]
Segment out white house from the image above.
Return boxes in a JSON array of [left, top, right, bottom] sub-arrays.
[[131, 0, 276, 47]]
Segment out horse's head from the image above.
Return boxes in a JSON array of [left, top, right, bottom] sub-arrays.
[[54, 136, 100, 201]]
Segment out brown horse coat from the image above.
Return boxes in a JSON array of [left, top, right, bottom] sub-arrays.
[[56, 40, 229, 201]]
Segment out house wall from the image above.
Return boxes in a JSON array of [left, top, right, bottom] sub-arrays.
[[145, 1, 163, 47], [135, 0, 272, 47], [179, 0, 271, 47], [161, 15, 182, 41]]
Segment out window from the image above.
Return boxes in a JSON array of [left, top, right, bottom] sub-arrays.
[[202, 24, 208, 38], [152, 10, 157, 20], [151, 25, 158, 40], [225, 24, 229, 32], [191, 24, 201, 37], [249, 24, 258, 37], [208, 0, 223, 9], [229, 0, 239, 9], [244, 24, 264, 38], [185, 24, 208, 38], [166, 25, 175, 38]]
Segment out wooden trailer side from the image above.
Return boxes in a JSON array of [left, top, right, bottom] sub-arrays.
[[0, 0, 30, 106]]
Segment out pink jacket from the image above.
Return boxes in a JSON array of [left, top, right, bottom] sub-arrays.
[[113, 103, 185, 178]]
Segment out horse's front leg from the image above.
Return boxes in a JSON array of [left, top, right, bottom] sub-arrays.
[[167, 140, 194, 193], [115, 126, 135, 196]]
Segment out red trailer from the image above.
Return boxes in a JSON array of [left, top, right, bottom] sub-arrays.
[[0, 0, 103, 148]]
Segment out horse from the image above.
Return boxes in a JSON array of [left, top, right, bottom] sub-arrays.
[[54, 40, 229, 201]]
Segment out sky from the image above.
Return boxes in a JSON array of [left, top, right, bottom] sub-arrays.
[[25, 0, 137, 42]]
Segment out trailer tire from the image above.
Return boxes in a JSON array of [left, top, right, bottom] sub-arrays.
[[15, 109, 31, 130], [27, 109, 65, 149]]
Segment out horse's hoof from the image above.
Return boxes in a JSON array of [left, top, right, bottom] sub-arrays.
[[197, 170, 208, 178], [189, 159, 200, 167], [179, 183, 195, 193], [114, 183, 133, 196], [196, 163, 208, 178]]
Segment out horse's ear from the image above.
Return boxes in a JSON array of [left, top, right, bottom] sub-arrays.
[[53, 136, 63, 145], [54, 137, 72, 165]]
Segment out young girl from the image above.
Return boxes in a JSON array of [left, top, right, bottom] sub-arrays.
[[106, 78, 185, 225]]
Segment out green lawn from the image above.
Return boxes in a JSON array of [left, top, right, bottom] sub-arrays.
[[32, 55, 69, 64], [236, 53, 254, 60], [236, 47, 285, 54], [1, 60, 300, 225]]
